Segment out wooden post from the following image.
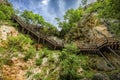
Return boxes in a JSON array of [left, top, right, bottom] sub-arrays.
[[43, 39, 45, 44], [22, 28, 24, 33], [36, 38, 40, 51], [98, 50, 115, 69], [27, 30, 29, 34], [54, 46, 56, 50]]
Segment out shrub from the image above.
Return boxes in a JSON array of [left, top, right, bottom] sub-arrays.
[[36, 58, 42, 66], [24, 48, 36, 61], [59, 53, 81, 80], [63, 43, 80, 54], [7, 34, 33, 52], [0, 4, 14, 20], [59, 46, 81, 80]]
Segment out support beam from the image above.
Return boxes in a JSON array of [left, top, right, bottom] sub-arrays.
[[27, 30, 29, 34], [107, 47, 120, 58], [22, 28, 24, 33], [98, 50, 115, 69]]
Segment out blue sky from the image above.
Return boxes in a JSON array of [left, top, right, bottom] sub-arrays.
[[8, 0, 95, 25]]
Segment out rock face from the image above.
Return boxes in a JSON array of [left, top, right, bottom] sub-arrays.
[[109, 72, 120, 80], [0, 0, 8, 4], [0, 0, 4, 3], [65, 14, 113, 48], [2, 57, 27, 80], [92, 73, 110, 80], [0, 25, 18, 41], [90, 25, 112, 41]]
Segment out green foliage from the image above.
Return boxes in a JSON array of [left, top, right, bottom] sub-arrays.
[[84, 1, 103, 13], [0, 11, 6, 20], [57, 0, 120, 38], [21, 10, 59, 36], [41, 23, 59, 36], [59, 53, 81, 80], [109, 22, 120, 38], [59, 43, 93, 79], [33, 73, 41, 80], [99, 0, 120, 20], [57, 8, 83, 37], [36, 58, 42, 66], [0, 53, 12, 67], [59, 43, 81, 80], [63, 43, 80, 54], [39, 48, 51, 58], [83, 71, 95, 79], [0, 47, 6, 54], [78, 55, 90, 70], [24, 48, 36, 61], [25, 71, 33, 78], [0, 4, 14, 20], [7, 34, 33, 52], [21, 10, 44, 24]]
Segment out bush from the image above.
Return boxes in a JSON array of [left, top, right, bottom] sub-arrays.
[[24, 48, 36, 61], [78, 55, 90, 70], [59, 45, 81, 80], [7, 34, 33, 52], [36, 58, 42, 66], [0, 54, 12, 67], [0, 11, 6, 20], [59, 53, 81, 80], [0, 4, 14, 20], [0, 47, 6, 54], [63, 43, 80, 54]]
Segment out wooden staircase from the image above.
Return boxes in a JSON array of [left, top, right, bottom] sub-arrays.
[[12, 15, 120, 53], [12, 15, 63, 50]]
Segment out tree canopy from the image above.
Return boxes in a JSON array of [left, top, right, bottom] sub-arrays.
[[57, 8, 83, 37], [56, 0, 120, 38], [0, 4, 14, 20], [21, 10, 59, 36], [21, 10, 45, 25]]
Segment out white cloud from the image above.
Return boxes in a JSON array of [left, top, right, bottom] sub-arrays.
[[42, 0, 49, 5]]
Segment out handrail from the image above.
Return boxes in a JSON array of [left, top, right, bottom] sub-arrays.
[[95, 29, 108, 48], [12, 15, 119, 51], [12, 15, 62, 49]]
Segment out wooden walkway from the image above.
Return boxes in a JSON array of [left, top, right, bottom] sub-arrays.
[[12, 15, 120, 53], [12, 15, 63, 50]]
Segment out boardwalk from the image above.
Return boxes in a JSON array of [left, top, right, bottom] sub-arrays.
[[12, 15, 120, 53], [12, 15, 63, 50]]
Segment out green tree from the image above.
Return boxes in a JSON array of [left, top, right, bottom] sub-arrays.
[[0, 4, 14, 20], [57, 8, 83, 37], [100, 0, 120, 20], [0, 11, 6, 20], [98, 0, 120, 37], [21, 10, 45, 25], [21, 10, 59, 36]]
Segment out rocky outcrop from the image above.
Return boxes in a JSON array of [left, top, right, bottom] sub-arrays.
[[92, 73, 110, 80], [2, 57, 27, 80], [0, 25, 18, 46], [109, 72, 120, 80], [65, 14, 112, 48]]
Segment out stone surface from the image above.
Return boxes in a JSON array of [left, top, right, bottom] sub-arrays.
[[92, 73, 110, 80], [109, 72, 120, 80], [2, 58, 27, 80], [0, 25, 18, 41]]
